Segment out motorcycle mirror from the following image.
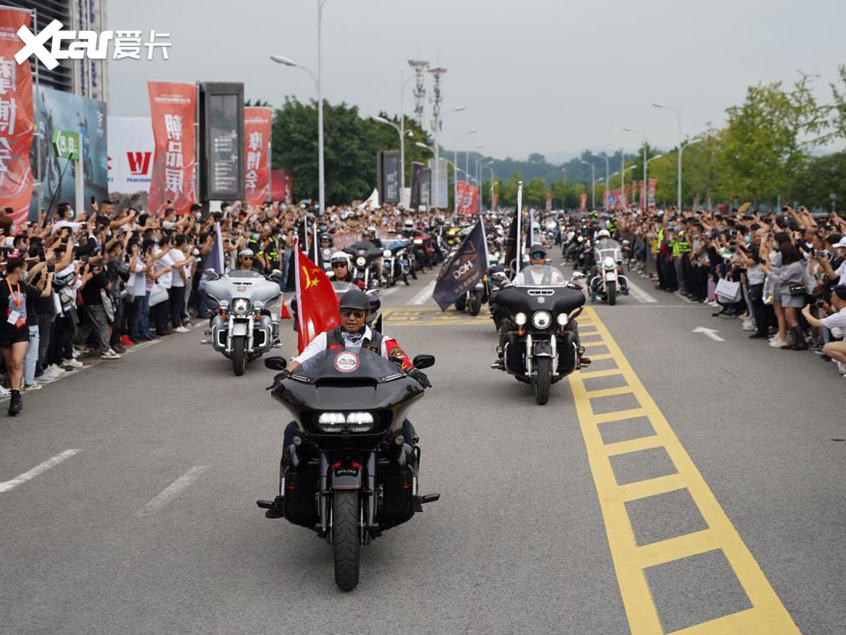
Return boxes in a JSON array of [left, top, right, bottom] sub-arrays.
[[412, 354, 435, 370], [269, 269, 284, 281], [204, 268, 220, 280], [570, 272, 586, 281], [264, 356, 287, 371]]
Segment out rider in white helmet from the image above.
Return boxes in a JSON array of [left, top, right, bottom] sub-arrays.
[[329, 251, 353, 282]]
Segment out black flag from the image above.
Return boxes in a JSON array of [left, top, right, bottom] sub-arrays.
[[432, 218, 487, 311]]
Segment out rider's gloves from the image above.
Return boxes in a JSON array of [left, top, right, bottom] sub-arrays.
[[408, 368, 431, 388]]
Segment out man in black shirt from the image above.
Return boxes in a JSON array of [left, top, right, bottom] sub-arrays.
[[76, 257, 121, 360]]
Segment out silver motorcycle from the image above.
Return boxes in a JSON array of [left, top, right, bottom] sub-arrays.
[[204, 269, 283, 376]]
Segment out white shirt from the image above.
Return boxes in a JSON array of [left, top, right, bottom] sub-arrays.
[[51, 220, 83, 234], [821, 306, 846, 336], [132, 258, 147, 296], [834, 261, 846, 287], [513, 265, 565, 286], [168, 248, 186, 287], [154, 250, 174, 289]]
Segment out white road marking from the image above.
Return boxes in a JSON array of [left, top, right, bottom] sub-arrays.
[[123, 339, 161, 354], [625, 278, 658, 303], [137, 465, 210, 516], [692, 326, 725, 342], [410, 280, 436, 305], [0, 449, 82, 493]]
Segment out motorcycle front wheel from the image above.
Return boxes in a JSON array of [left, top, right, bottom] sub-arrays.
[[231, 336, 247, 376], [533, 357, 551, 405], [455, 296, 467, 312], [333, 490, 361, 591], [468, 292, 483, 316], [607, 280, 617, 306]]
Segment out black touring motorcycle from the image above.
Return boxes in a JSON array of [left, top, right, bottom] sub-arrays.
[[490, 269, 588, 404], [258, 349, 438, 591]]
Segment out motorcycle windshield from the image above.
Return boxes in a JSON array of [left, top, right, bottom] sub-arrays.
[[293, 348, 404, 384], [494, 284, 585, 315]]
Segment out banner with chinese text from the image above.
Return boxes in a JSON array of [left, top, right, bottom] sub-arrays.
[[648, 178, 657, 209], [579, 193, 587, 212], [456, 180, 479, 214], [147, 81, 197, 214], [0, 7, 34, 228], [244, 107, 271, 207]]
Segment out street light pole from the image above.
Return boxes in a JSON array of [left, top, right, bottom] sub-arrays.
[[624, 128, 647, 209], [316, 0, 326, 214], [579, 159, 596, 210], [653, 102, 683, 211]]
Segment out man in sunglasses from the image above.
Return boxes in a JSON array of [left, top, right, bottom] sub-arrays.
[[228, 248, 257, 274], [512, 243, 565, 286], [281, 288, 429, 452]]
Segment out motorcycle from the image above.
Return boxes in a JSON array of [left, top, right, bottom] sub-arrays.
[[454, 251, 503, 316], [257, 350, 439, 591], [344, 242, 384, 290], [589, 245, 629, 306], [204, 269, 283, 376], [490, 270, 586, 405], [381, 239, 412, 287]]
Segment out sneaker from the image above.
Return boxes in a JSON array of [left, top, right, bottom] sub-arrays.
[[741, 319, 755, 331], [769, 336, 786, 348], [174, 326, 190, 334], [35, 371, 58, 384], [62, 358, 84, 369], [837, 361, 846, 375], [48, 364, 66, 375], [121, 335, 136, 346], [0, 386, 10, 397], [101, 349, 122, 360], [490, 359, 504, 370], [22, 383, 42, 392]]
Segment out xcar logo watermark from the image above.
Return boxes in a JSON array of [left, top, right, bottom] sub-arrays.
[[14, 20, 170, 70]]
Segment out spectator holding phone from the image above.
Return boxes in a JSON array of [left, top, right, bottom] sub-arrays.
[[802, 285, 846, 376], [0, 251, 37, 415]]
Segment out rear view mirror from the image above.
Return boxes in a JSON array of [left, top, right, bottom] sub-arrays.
[[204, 268, 220, 281], [570, 271, 586, 281], [269, 269, 284, 282], [412, 354, 435, 370], [264, 356, 287, 371]]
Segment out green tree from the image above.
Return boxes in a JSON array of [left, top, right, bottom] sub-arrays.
[[789, 152, 846, 209], [525, 177, 548, 206]]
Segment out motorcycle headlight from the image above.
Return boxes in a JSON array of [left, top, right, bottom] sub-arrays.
[[383, 249, 392, 258], [232, 298, 250, 315], [413, 238, 423, 245], [356, 256, 367, 267], [318, 412, 346, 432], [253, 300, 265, 310], [556, 313, 568, 326], [317, 412, 375, 432], [604, 256, 616, 268], [514, 312, 528, 326], [218, 300, 229, 311], [532, 311, 552, 329]]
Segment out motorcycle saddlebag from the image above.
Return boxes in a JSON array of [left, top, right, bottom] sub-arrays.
[[284, 468, 318, 528], [504, 332, 526, 375]]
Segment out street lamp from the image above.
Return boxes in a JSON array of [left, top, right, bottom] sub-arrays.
[[579, 159, 596, 210], [271, 2, 327, 213], [653, 102, 683, 211], [453, 129, 477, 214], [624, 127, 648, 210], [373, 115, 406, 193]]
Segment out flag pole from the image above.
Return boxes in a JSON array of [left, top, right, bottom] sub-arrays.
[[294, 237, 305, 350], [515, 181, 523, 274]]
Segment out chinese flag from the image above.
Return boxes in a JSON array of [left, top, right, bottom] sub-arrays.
[[295, 241, 340, 353]]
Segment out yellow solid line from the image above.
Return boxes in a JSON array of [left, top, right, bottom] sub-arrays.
[[586, 353, 615, 362], [578, 368, 624, 379], [586, 385, 634, 399], [634, 529, 716, 569], [601, 434, 665, 458], [592, 407, 647, 424], [618, 473, 685, 503], [569, 307, 798, 634], [667, 607, 760, 635], [583, 341, 608, 349]]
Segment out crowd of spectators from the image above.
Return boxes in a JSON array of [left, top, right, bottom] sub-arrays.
[[614, 205, 846, 377], [0, 198, 444, 416]]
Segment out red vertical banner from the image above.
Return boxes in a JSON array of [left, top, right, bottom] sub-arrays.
[[640, 180, 645, 210], [603, 190, 610, 211], [271, 169, 293, 202], [456, 180, 469, 214], [648, 178, 657, 209], [579, 193, 587, 212], [147, 81, 197, 215], [244, 107, 271, 208], [468, 185, 479, 214], [545, 193, 552, 211], [492, 191, 499, 210], [0, 8, 34, 229]]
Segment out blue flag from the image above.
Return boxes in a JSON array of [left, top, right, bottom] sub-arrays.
[[199, 222, 224, 291], [432, 218, 487, 311]]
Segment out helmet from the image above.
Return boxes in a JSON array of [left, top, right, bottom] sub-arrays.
[[319, 232, 331, 242], [330, 251, 350, 265], [404, 219, 414, 229], [597, 229, 611, 239], [338, 288, 370, 311], [529, 243, 547, 258], [238, 248, 255, 258]]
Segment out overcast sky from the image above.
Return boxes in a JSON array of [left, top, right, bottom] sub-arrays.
[[108, 0, 846, 161]]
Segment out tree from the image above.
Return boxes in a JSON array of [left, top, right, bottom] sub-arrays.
[[789, 152, 846, 209], [525, 178, 548, 206]]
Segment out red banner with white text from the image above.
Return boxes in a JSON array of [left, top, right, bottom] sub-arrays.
[[244, 107, 271, 208], [579, 193, 587, 212], [0, 7, 34, 229], [648, 178, 657, 209], [271, 169, 293, 203], [147, 81, 197, 215], [456, 180, 479, 214]]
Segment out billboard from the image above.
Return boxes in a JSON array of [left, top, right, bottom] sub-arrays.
[[0, 7, 34, 228], [32, 86, 107, 218], [270, 169, 293, 203], [244, 107, 271, 207], [199, 82, 244, 201], [427, 157, 448, 209], [377, 150, 400, 205], [107, 116, 154, 205]]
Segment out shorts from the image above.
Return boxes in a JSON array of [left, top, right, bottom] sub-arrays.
[[0, 329, 28, 348]]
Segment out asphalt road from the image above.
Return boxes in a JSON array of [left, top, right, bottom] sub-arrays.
[[0, 264, 844, 634]]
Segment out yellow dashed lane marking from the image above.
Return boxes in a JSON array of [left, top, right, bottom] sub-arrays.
[[570, 307, 798, 634]]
